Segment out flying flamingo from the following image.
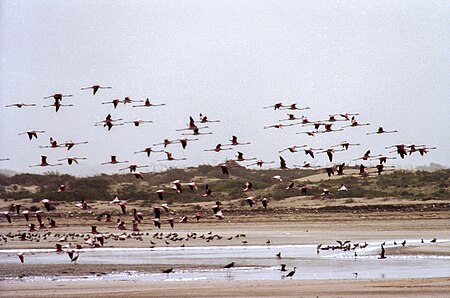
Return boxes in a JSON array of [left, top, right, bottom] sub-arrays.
[[220, 164, 229, 175], [293, 161, 320, 169], [342, 116, 370, 128], [226, 135, 251, 146], [58, 157, 87, 165], [2, 211, 11, 223], [101, 155, 129, 165], [41, 199, 52, 212], [333, 113, 360, 121], [154, 138, 181, 148], [81, 84, 112, 95], [181, 127, 213, 136], [302, 121, 323, 130], [317, 148, 345, 162], [323, 115, 346, 122], [178, 137, 199, 149], [61, 140, 88, 150], [134, 147, 164, 157], [132, 171, 144, 179], [263, 122, 301, 129], [187, 181, 197, 191], [263, 102, 285, 110], [243, 182, 253, 192], [279, 114, 303, 122], [407, 144, 426, 155], [198, 113, 220, 123], [119, 164, 150, 172], [29, 156, 63, 167], [204, 143, 232, 152], [297, 130, 318, 137], [203, 184, 213, 197], [375, 164, 395, 175], [321, 123, 344, 133], [246, 159, 275, 167], [281, 103, 310, 111], [133, 98, 166, 107], [95, 114, 124, 131], [332, 141, 360, 150], [385, 144, 408, 159], [122, 97, 144, 105], [353, 150, 382, 161], [279, 156, 287, 169], [158, 152, 187, 161], [44, 93, 73, 101], [171, 180, 183, 193], [366, 127, 398, 135], [123, 119, 153, 126], [303, 147, 322, 159], [18, 130, 45, 140], [278, 145, 307, 153], [17, 253, 24, 263], [416, 146, 437, 156], [235, 151, 256, 162], [245, 196, 256, 207], [43, 100, 74, 112], [102, 99, 121, 109], [369, 155, 396, 164], [39, 137, 60, 149], [5, 103, 36, 108]]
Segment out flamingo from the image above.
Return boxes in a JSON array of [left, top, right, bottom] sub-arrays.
[[278, 145, 307, 153], [358, 164, 369, 177], [386, 144, 408, 159], [323, 115, 346, 122], [17, 253, 24, 263], [81, 84, 112, 95], [353, 150, 382, 161], [39, 137, 61, 149], [181, 127, 213, 136], [134, 147, 164, 157], [293, 161, 320, 169], [297, 130, 318, 137], [123, 119, 153, 126], [5, 103, 36, 108], [158, 152, 187, 161], [171, 180, 183, 193], [203, 184, 213, 197], [58, 157, 87, 165], [153, 138, 181, 148], [235, 151, 256, 162], [198, 113, 220, 123], [317, 148, 345, 162], [122, 96, 144, 105], [246, 159, 275, 167], [416, 146, 437, 156], [366, 127, 398, 135], [302, 121, 323, 130], [281, 103, 310, 111], [303, 147, 321, 159], [187, 181, 197, 191], [321, 123, 344, 133], [338, 184, 348, 191], [342, 116, 370, 128], [220, 164, 229, 175], [133, 98, 166, 107], [245, 196, 256, 207], [243, 182, 253, 192], [178, 137, 199, 149], [369, 155, 396, 164], [132, 171, 144, 179], [334, 113, 360, 121], [332, 141, 360, 150], [61, 140, 88, 150], [272, 175, 283, 182], [324, 166, 335, 177], [337, 163, 345, 175], [44, 93, 73, 101], [101, 155, 129, 165], [118, 164, 150, 172], [204, 143, 232, 152], [2, 211, 11, 223], [261, 197, 268, 209], [95, 114, 123, 131], [407, 144, 427, 155], [263, 102, 284, 110], [18, 130, 46, 140], [41, 199, 52, 212], [263, 122, 301, 129], [0, 158, 10, 161], [279, 114, 303, 122], [102, 99, 121, 109], [29, 156, 63, 167], [227, 135, 251, 146], [279, 156, 287, 169], [43, 100, 74, 112]]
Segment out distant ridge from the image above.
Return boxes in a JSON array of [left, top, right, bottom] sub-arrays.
[[0, 169, 17, 177], [416, 163, 447, 172]]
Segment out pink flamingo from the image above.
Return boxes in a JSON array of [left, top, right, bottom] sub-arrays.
[[58, 156, 87, 165], [5, 103, 36, 108], [18, 130, 45, 140], [158, 152, 187, 161], [123, 119, 153, 127], [366, 127, 398, 135], [204, 143, 232, 152], [134, 147, 164, 157], [29, 156, 63, 167], [81, 84, 112, 95], [102, 99, 121, 109], [279, 145, 307, 153], [133, 98, 166, 108], [101, 155, 129, 165]]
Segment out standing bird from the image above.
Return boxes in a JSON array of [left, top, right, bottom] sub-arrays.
[[18, 130, 46, 140], [81, 84, 112, 95], [286, 267, 296, 279]]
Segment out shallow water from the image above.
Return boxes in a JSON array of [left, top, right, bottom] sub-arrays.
[[1, 239, 449, 282]]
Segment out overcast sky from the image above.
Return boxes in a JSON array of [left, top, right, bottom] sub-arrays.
[[1, 1, 449, 176]]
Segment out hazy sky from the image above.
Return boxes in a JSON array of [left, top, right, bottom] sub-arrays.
[[1, 1, 449, 176]]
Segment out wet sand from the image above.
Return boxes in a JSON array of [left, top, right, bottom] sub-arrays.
[[1, 198, 449, 297]]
